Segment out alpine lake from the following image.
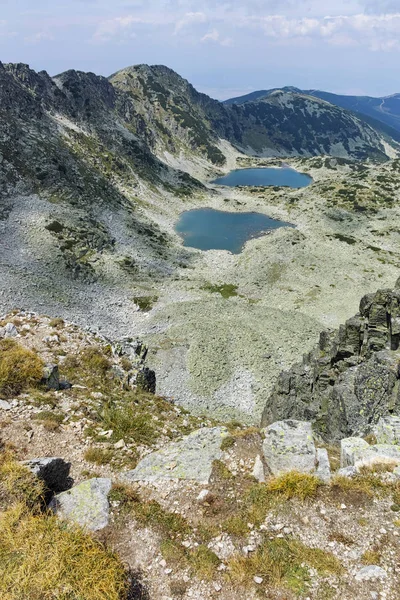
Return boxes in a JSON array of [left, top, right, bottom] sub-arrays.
[[175, 167, 312, 254]]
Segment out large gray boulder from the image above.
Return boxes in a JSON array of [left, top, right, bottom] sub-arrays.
[[22, 457, 71, 493], [49, 478, 112, 531], [125, 427, 228, 484], [262, 420, 317, 476], [0, 322, 18, 338]]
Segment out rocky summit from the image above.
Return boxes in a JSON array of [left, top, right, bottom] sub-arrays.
[[1, 57, 400, 600]]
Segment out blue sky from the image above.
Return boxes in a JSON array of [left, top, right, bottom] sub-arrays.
[[1, 0, 400, 99]]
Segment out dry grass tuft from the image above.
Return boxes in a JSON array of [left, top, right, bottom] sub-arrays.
[[0, 504, 128, 600], [0, 452, 44, 510], [265, 471, 321, 501], [0, 339, 44, 398]]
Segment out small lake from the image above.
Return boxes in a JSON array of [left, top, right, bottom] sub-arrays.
[[213, 167, 312, 188], [175, 208, 293, 254]]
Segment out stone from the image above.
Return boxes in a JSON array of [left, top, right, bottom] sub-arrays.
[[197, 489, 211, 503], [262, 420, 317, 475], [316, 447, 331, 483], [375, 415, 400, 445], [252, 455, 266, 483], [49, 478, 112, 531], [114, 439, 126, 449], [0, 323, 18, 338], [22, 457, 71, 493], [355, 566, 387, 582], [340, 437, 370, 468], [0, 400, 12, 410], [337, 466, 358, 478], [41, 364, 60, 390], [124, 427, 229, 484], [353, 444, 400, 470], [253, 576, 263, 584]]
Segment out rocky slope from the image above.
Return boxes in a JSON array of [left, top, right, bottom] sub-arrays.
[[2, 311, 400, 600]]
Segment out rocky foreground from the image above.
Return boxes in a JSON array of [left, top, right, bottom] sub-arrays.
[[1, 310, 400, 599]]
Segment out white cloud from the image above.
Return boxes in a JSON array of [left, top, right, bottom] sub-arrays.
[[92, 15, 144, 42], [174, 12, 207, 34], [247, 12, 400, 50], [201, 29, 232, 46]]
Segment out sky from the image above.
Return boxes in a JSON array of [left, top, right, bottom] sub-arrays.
[[1, 0, 400, 100]]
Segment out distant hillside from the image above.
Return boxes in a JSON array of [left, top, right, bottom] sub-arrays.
[[225, 86, 400, 138]]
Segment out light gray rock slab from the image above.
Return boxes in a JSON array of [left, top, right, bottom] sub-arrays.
[[0, 400, 12, 410], [49, 478, 112, 531], [375, 415, 400, 445], [316, 447, 331, 483], [23, 457, 71, 493], [354, 444, 400, 470], [355, 565, 387, 582], [124, 427, 228, 484], [340, 437, 370, 468], [262, 420, 317, 476], [252, 455, 266, 483]]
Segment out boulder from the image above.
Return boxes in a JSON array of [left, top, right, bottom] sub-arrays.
[[49, 478, 112, 532], [316, 447, 331, 483], [340, 437, 400, 470], [124, 427, 228, 484], [262, 420, 317, 476], [23, 457, 71, 493], [41, 364, 60, 390], [340, 438, 370, 468], [375, 415, 400, 445]]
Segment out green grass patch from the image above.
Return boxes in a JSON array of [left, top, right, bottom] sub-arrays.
[[201, 283, 238, 299]]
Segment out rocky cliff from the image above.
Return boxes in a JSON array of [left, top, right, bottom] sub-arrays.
[[262, 279, 400, 441]]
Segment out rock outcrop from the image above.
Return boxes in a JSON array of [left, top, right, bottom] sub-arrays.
[[262, 282, 400, 441], [124, 427, 229, 484]]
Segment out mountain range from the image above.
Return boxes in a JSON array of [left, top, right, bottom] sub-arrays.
[[225, 86, 400, 141]]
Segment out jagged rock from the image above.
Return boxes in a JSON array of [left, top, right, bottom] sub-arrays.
[[262, 286, 400, 441], [252, 455, 266, 483], [49, 478, 112, 531], [41, 364, 60, 390], [23, 457, 71, 493], [262, 420, 317, 475], [124, 427, 229, 484], [355, 566, 387, 582], [316, 448, 331, 483], [375, 415, 400, 445], [340, 438, 370, 468], [0, 400, 11, 410]]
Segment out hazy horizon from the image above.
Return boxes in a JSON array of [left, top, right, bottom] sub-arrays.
[[1, 1, 400, 100]]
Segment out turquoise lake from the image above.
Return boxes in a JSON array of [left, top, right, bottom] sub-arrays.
[[213, 167, 312, 188], [175, 208, 293, 254]]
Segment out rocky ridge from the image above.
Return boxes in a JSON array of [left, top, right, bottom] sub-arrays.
[[262, 280, 400, 441]]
